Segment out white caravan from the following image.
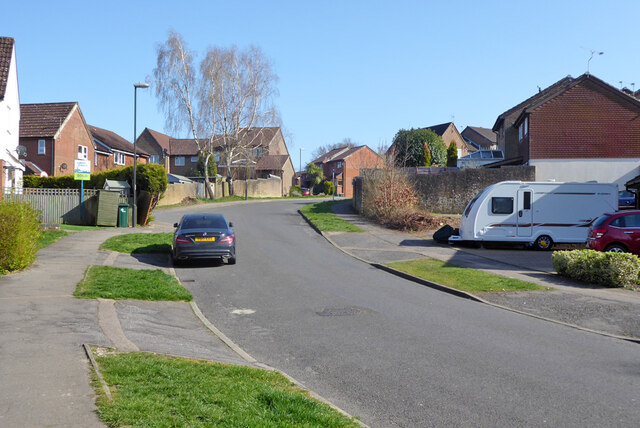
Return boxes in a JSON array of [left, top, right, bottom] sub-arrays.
[[449, 181, 618, 249]]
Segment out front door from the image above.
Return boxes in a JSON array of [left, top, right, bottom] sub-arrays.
[[517, 189, 533, 237]]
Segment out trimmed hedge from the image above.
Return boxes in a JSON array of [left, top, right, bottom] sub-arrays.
[[0, 200, 42, 273], [23, 164, 167, 195], [552, 250, 640, 288]]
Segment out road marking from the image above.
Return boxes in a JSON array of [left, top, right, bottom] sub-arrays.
[[231, 308, 255, 315]]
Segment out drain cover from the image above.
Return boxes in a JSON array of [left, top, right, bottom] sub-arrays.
[[182, 279, 195, 283], [316, 306, 362, 317]]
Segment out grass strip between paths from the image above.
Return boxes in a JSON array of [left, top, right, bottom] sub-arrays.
[[387, 258, 547, 293], [91, 351, 361, 428], [300, 200, 364, 233], [100, 233, 173, 254], [75, 266, 192, 301], [38, 229, 68, 250]]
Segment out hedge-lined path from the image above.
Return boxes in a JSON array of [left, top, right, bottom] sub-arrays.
[[329, 201, 640, 342]]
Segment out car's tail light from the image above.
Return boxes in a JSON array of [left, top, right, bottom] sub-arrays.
[[219, 235, 234, 244], [175, 236, 191, 244], [592, 228, 607, 239]]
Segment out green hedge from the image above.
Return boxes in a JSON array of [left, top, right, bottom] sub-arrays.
[[323, 180, 334, 196], [23, 164, 167, 195], [552, 250, 640, 288], [0, 200, 42, 273]]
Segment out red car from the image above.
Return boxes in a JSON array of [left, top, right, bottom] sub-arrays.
[[586, 210, 640, 254]]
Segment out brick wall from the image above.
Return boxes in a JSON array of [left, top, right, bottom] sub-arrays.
[[21, 137, 54, 174], [531, 81, 640, 159], [353, 166, 536, 214]]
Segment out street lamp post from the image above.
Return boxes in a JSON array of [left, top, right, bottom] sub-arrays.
[[133, 82, 149, 228], [299, 147, 304, 173]]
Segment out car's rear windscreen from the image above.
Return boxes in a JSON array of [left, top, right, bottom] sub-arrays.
[[182, 216, 227, 229]]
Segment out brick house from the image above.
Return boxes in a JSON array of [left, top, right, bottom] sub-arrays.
[[20, 102, 95, 177], [490, 73, 640, 189], [424, 122, 475, 158], [461, 126, 497, 150], [0, 37, 24, 191], [166, 127, 296, 195], [135, 127, 171, 169], [168, 139, 200, 176], [311, 145, 384, 198], [89, 125, 148, 172]]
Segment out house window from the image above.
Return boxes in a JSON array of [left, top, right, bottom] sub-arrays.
[[94, 152, 98, 166], [114, 152, 126, 165], [252, 147, 263, 158], [518, 117, 529, 142], [191, 156, 199, 163], [175, 157, 185, 166], [149, 155, 159, 164], [214, 153, 220, 163], [38, 140, 46, 154], [78, 145, 88, 160], [337, 161, 343, 169]]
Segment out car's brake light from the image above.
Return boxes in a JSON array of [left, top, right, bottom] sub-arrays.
[[175, 236, 191, 244], [592, 228, 607, 239], [219, 235, 234, 244]]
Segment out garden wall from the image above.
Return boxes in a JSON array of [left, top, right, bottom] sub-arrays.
[[353, 166, 535, 214]]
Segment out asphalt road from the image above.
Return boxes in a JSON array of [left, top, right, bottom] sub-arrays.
[[155, 200, 640, 427]]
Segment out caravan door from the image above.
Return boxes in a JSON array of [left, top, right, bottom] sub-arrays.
[[517, 189, 532, 237]]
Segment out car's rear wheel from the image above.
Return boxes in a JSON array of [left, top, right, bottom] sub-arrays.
[[534, 235, 553, 251], [605, 244, 628, 253]]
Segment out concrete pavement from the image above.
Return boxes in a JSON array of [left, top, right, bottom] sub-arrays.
[[0, 225, 252, 428]]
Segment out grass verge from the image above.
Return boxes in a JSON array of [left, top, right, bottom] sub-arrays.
[[61, 224, 109, 231], [91, 351, 360, 427], [100, 233, 173, 254], [75, 266, 192, 301], [386, 258, 546, 293], [300, 200, 363, 233], [38, 229, 68, 249]]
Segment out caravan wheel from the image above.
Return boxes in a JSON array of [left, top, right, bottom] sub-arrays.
[[534, 235, 553, 251]]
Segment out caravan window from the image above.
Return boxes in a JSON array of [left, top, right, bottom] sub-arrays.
[[464, 192, 483, 217], [523, 191, 531, 210], [491, 197, 513, 214]]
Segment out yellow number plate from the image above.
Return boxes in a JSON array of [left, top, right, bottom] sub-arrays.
[[195, 237, 216, 242]]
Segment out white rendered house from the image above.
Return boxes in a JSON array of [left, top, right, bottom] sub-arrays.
[[0, 37, 24, 191]]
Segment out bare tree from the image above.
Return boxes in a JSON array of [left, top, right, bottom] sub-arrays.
[[152, 30, 280, 198]]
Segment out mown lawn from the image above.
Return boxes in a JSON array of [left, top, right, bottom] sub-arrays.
[[387, 257, 547, 293], [99, 233, 173, 254], [92, 351, 361, 428], [300, 200, 363, 233], [74, 266, 192, 301], [38, 229, 68, 249]]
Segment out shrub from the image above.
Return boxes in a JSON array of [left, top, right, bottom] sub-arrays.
[[552, 250, 640, 288], [0, 200, 42, 273], [289, 185, 302, 197], [323, 180, 334, 196]]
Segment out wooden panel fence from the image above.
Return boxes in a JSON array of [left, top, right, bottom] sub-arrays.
[[2, 187, 129, 225]]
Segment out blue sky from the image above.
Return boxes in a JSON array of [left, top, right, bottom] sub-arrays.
[[5, 0, 639, 168]]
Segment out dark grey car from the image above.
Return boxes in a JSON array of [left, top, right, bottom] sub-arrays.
[[172, 214, 236, 265]]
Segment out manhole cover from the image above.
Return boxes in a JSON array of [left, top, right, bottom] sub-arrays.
[[316, 307, 362, 317]]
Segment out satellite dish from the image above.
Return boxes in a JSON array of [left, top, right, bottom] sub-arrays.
[[60, 163, 68, 170], [17, 145, 27, 156]]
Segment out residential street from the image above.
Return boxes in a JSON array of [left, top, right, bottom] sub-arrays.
[[154, 200, 640, 427]]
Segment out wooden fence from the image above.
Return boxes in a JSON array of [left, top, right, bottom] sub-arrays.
[[2, 187, 129, 225]]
